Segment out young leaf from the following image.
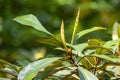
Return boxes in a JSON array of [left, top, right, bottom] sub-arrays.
[[76, 27, 106, 40], [18, 57, 61, 80], [112, 22, 120, 56], [112, 22, 120, 40], [60, 20, 67, 49], [14, 14, 52, 36], [71, 10, 80, 45], [78, 66, 98, 80]]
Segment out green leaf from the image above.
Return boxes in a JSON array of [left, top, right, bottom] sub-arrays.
[[60, 20, 68, 50], [35, 38, 62, 47], [23, 73, 37, 80], [49, 67, 77, 80], [88, 39, 105, 45], [0, 78, 10, 80], [0, 67, 18, 77], [63, 73, 79, 80], [0, 59, 20, 76], [0, 59, 14, 67], [14, 14, 52, 36], [60, 20, 66, 47], [34, 59, 64, 79], [112, 22, 120, 40], [104, 39, 120, 48], [72, 43, 88, 52], [34, 67, 65, 80], [79, 56, 96, 69], [78, 66, 98, 80], [18, 57, 61, 80], [92, 54, 120, 63], [76, 27, 106, 40], [16, 59, 30, 66], [34, 68, 56, 80], [82, 45, 112, 55], [71, 10, 80, 45]]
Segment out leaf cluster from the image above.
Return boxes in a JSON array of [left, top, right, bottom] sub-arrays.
[[1, 11, 120, 80]]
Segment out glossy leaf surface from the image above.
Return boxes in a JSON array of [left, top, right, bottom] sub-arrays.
[[18, 57, 61, 80], [14, 14, 52, 36], [78, 66, 98, 80], [76, 27, 106, 40], [92, 54, 120, 63]]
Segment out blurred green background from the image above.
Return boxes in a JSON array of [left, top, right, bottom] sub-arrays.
[[0, 0, 120, 62]]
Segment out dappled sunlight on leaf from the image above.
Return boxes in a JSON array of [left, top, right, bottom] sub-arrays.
[[33, 47, 46, 60]]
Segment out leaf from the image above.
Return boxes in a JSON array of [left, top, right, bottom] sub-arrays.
[[34, 67, 65, 80], [82, 45, 112, 55], [0, 59, 14, 67], [78, 66, 98, 80], [18, 57, 61, 80], [0, 69, 18, 77], [71, 10, 80, 45], [0, 59, 19, 76], [88, 39, 105, 45], [34, 68, 56, 80], [0, 59, 19, 74], [72, 43, 88, 52], [79, 57, 96, 69], [60, 20, 67, 49], [62, 68, 79, 80], [101, 62, 120, 70], [49, 67, 77, 80], [16, 59, 30, 66], [34, 59, 64, 79], [14, 14, 52, 36], [0, 78, 10, 80], [104, 39, 120, 48], [76, 27, 106, 40], [63, 73, 79, 80], [35, 38, 62, 47], [91, 54, 120, 63], [112, 22, 120, 40]]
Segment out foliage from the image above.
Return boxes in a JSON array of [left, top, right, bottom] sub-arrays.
[[0, 0, 120, 61], [1, 10, 120, 80], [0, 0, 120, 79]]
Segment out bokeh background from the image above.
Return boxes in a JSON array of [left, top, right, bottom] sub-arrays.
[[0, 0, 120, 63]]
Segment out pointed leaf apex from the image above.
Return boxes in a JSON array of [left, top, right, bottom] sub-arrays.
[[14, 14, 52, 36], [112, 22, 120, 40], [71, 9, 80, 45], [60, 20, 67, 49]]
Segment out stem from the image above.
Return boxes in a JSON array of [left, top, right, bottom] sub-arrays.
[[93, 48, 103, 74]]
